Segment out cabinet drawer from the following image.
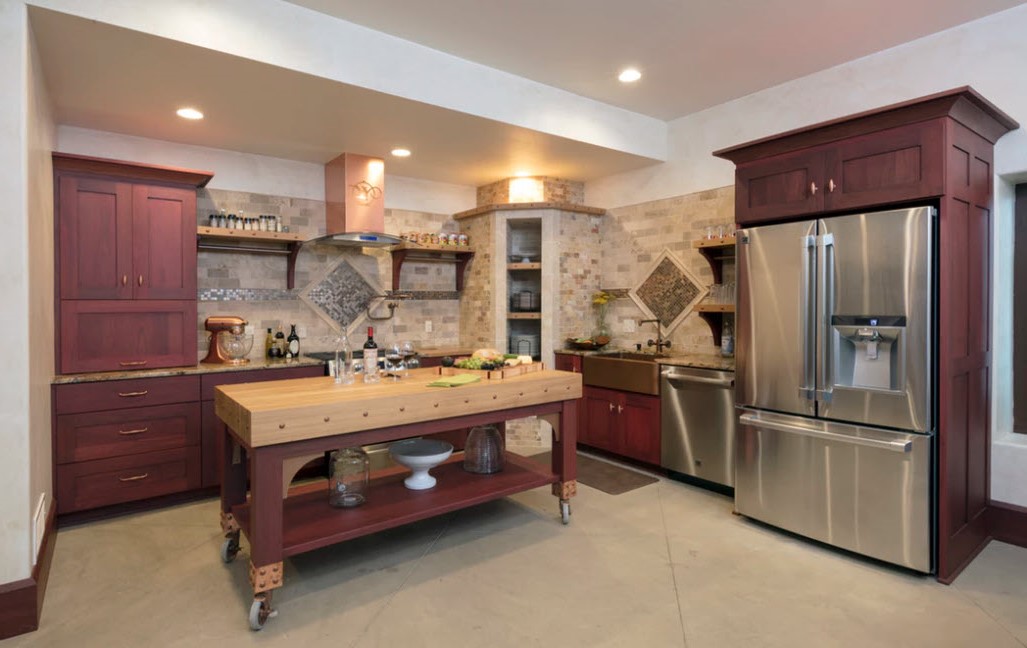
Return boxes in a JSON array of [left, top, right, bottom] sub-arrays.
[[554, 353, 582, 373], [59, 300, 196, 374], [200, 365, 325, 400], [55, 375, 199, 414], [56, 446, 201, 514], [56, 402, 200, 464]]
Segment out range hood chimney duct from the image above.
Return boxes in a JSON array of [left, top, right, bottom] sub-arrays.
[[312, 152, 402, 248]]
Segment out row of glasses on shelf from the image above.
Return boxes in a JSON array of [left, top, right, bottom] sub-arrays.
[[331, 336, 418, 384], [705, 281, 736, 304]]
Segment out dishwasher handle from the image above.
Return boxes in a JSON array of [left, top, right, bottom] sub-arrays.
[[739, 413, 912, 453], [663, 371, 734, 388]]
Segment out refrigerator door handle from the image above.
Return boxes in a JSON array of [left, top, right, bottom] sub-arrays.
[[817, 233, 835, 403], [799, 235, 816, 401], [739, 413, 912, 453]]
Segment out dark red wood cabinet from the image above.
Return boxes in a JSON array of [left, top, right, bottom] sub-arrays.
[[553, 352, 587, 444], [581, 385, 660, 465], [53, 153, 211, 374], [715, 87, 1019, 583]]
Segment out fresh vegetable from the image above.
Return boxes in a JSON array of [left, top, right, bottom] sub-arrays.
[[503, 353, 519, 360]]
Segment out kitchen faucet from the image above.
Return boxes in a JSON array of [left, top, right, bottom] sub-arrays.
[[641, 319, 671, 353]]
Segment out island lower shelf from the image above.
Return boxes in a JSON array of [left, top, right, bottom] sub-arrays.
[[232, 452, 557, 558]]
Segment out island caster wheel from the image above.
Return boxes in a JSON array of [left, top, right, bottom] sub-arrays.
[[560, 499, 571, 525], [248, 593, 276, 631], [220, 535, 240, 563]]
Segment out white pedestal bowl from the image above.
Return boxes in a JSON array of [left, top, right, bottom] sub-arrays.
[[389, 439, 454, 490]]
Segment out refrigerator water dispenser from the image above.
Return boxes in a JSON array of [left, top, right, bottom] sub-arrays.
[[831, 316, 905, 392]]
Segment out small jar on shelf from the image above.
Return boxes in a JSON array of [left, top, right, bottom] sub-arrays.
[[329, 447, 369, 507]]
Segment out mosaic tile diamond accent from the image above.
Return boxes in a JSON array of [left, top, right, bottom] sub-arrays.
[[306, 260, 379, 329], [629, 249, 707, 334]]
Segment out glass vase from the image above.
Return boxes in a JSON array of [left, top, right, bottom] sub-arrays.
[[593, 302, 611, 343], [329, 447, 369, 508]]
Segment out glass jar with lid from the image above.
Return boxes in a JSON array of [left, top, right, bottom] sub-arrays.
[[329, 447, 369, 507]]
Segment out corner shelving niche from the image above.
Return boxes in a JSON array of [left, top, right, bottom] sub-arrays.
[[507, 220, 542, 360], [389, 242, 476, 291], [692, 234, 735, 346], [196, 226, 304, 289]]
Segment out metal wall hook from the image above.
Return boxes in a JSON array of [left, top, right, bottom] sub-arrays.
[[367, 300, 399, 321]]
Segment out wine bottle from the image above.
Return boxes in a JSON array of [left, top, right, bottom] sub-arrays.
[[287, 324, 300, 358], [265, 328, 274, 359], [362, 326, 380, 383]]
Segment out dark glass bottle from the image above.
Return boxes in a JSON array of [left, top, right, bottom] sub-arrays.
[[287, 324, 300, 358], [363, 326, 379, 383], [265, 328, 274, 358]]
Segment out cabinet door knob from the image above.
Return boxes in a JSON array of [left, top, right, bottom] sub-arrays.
[[617, 404, 624, 414], [810, 181, 818, 196], [828, 179, 836, 193], [122, 275, 128, 286], [138, 275, 144, 286], [609, 402, 615, 412]]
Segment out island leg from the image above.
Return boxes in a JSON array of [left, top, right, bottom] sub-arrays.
[[219, 427, 247, 563], [247, 447, 285, 630], [549, 399, 578, 524]]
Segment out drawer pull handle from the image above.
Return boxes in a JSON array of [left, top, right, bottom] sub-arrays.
[[118, 427, 149, 436], [117, 390, 149, 397], [118, 473, 149, 482], [119, 361, 148, 367]]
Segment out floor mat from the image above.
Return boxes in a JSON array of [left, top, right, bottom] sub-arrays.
[[529, 451, 659, 495]]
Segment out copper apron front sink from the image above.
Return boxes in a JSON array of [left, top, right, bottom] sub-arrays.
[[582, 352, 666, 396]]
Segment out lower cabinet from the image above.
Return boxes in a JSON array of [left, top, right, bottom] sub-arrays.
[[581, 385, 660, 464], [53, 364, 326, 514]]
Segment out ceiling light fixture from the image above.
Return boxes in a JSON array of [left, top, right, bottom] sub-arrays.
[[618, 68, 642, 83], [176, 107, 204, 120], [391, 148, 411, 157]]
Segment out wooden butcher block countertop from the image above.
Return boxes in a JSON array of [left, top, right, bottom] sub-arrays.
[[215, 368, 582, 448]]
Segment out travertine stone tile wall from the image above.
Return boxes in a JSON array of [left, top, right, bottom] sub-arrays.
[[196, 189, 460, 360], [600, 186, 735, 354], [457, 214, 495, 350], [476, 177, 585, 206]]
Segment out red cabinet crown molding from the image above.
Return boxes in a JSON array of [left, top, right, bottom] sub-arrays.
[[52, 152, 213, 188]]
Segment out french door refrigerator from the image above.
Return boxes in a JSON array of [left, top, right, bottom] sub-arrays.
[[735, 205, 934, 573]]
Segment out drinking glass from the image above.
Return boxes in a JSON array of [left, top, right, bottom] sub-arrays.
[[384, 342, 403, 380], [400, 340, 416, 378]]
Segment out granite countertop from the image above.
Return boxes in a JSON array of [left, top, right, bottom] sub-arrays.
[[52, 356, 324, 385], [556, 347, 734, 371]]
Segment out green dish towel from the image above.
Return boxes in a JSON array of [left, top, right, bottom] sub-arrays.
[[427, 373, 482, 387]]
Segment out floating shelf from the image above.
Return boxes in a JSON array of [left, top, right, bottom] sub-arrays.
[[508, 312, 542, 320], [693, 234, 735, 284], [508, 262, 542, 271], [693, 304, 735, 347], [196, 227, 303, 289], [694, 303, 735, 313], [389, 242, 475, 291]]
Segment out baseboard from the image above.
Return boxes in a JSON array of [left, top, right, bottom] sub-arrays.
[[989, 500, 1027, 549], [0, 502, 57, 640]]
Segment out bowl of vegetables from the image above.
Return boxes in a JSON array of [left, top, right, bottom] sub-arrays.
[[567, 336, 610, 350]]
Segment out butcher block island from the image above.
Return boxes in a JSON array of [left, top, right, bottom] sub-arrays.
[[214, 367, 582, 630]]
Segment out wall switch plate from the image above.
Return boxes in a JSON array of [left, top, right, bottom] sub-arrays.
[[424, 320, 433, 333]]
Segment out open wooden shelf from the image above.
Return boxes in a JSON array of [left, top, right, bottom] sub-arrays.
[[694, 303, 735, 313], [508, 262, 542, 271], [232, 453, 556, 558], [196, 226, 303, 289], [691, 234, 736, 249], [692, 234, 736, 284], [507, 312, 542, 320], [389, 242, 475, 291]]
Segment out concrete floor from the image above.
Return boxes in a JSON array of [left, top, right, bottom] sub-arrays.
[[12, 459, 1027, 647]]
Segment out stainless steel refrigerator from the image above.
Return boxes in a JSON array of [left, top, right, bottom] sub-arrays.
[[735, 205, 934, 573]]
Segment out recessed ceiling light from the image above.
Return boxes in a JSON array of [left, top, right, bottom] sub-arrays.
[[176, 107, 204, 120], [391, 148, 411, 157], [618, 68, 642, 83]]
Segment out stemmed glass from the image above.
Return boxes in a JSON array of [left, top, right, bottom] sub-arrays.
[[384, 341, 403, 381], [400, 340, 416, 378]]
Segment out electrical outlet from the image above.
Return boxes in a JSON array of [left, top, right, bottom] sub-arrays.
[[424, 319, 433, 333]]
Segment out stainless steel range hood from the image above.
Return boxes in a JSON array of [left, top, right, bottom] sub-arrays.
[[310, 152, 402, 248]]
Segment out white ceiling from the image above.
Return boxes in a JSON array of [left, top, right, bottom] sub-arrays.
[[31, 1, 1025, 188], [284, 0, 1026, 120]]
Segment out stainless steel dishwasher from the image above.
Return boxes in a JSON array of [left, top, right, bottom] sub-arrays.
[[660, 366, 736, 487]]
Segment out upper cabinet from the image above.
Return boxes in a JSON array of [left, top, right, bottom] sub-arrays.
[[54, 153, 213, 374], [59, 177, 197, 300]]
